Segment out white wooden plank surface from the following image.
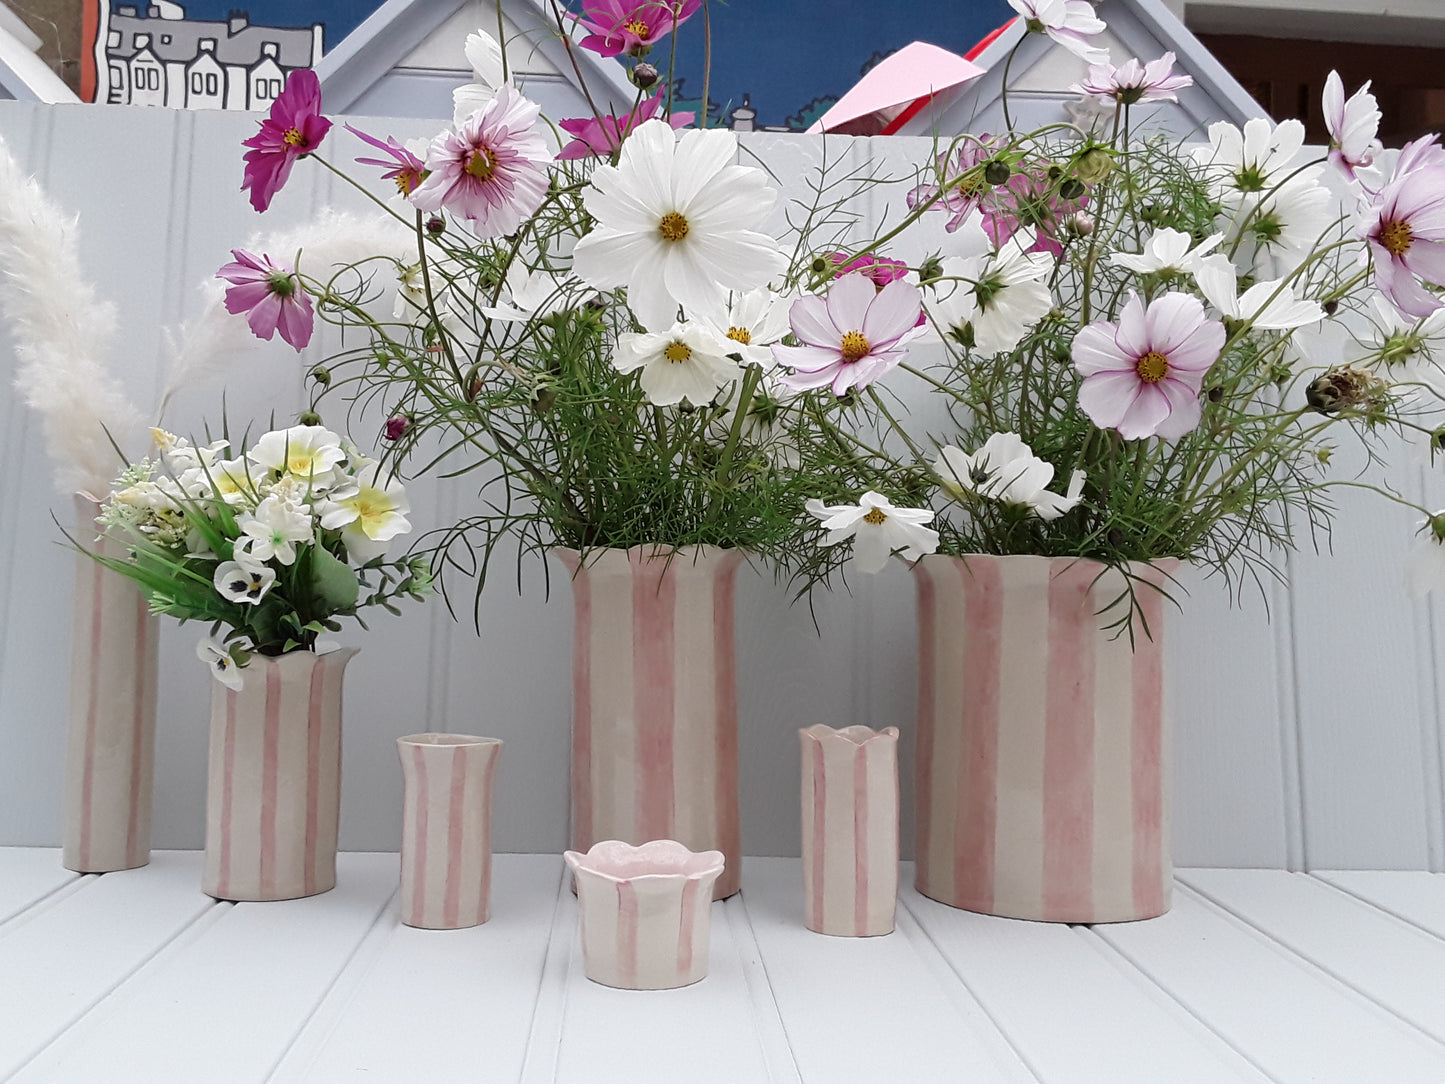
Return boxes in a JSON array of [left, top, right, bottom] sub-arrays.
[[10, 852, 397, 1084], [1095, 884, 1445, 1083], [1314, 870, 1445, 940], [0, 847, 77, 925]]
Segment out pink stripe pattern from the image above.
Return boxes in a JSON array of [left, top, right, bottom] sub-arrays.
[[799, 725, 899, 937], [63, 497, 160, 873], [397, 733, 503, 929], [202, 648, 357, 901], [911, 555, 1174, 924], [553, 546, 746, 900], [565, 840, 724, 990]]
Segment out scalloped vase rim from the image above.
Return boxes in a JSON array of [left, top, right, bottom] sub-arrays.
[[801, 724, 900, 746], [564, 839, 727, 883]]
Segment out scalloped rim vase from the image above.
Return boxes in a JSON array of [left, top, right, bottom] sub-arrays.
[[552, 545, 745, 901], [565, 839, 726, 989], [912, 554, 1174, 923]]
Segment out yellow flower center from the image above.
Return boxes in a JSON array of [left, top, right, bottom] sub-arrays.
[[287, 451, 320, 476], [283, 126, 304, 146], [840, 330, 871, 363], [664, 341, 692, 363], [862, 508, 888, 525], [625, 18, 650, 36], [465, 146, 497, 180], [1136, 350, 1170, 383], [727, 326, 753, 345], [658, 211, 690, 242], [1380, 219, 1413, 258]]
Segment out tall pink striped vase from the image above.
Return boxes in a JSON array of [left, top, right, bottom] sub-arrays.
[[553, 546, 746, 901], [62, 496, 160, 873], [800, 725, 900, 937], [397, 734, 503, 929], [912, 554, 1174, 924], [202, 648, 358, 902]]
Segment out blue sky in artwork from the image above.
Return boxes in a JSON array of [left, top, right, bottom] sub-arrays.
[[109, 1, 381, 53]]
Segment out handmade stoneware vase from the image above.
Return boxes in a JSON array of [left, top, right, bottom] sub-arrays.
[[202, 647, 357, 901], [63, 496, 160, 873], [564, 839, 726, 990], [397, 733, 503, 929], [800, 724, 900, 937], [912, 554, 1174, 923], [553, 546, 745, 900]]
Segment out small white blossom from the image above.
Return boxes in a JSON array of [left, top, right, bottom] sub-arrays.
[[213, 560, 276, 605], [805, 491, 939, 574], [197, 636, 248, 691], [1110, 228, 1223, 277], [1192, 253, 1324, 330], [236, 494, 313, 566], [934, 432, 1085, 521], [612, 322, 742, 407], [248, 425, 347, 484]]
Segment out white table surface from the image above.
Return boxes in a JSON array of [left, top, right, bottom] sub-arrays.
[[2, 849, 1444, 1083]]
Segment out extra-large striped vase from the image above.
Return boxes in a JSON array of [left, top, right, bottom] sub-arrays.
[[63, 497, 160, 873], [202, 648, 358, 902], [912, 554, 1173, 924], [553, 546, 746, 900]]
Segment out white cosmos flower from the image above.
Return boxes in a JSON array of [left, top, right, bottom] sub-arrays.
[[709, 370, 801, 469], [235, 495, 313, 566], [1007, 0, 1108, 64], [479, 262, 577, 323], [213, 560, 276, 606], [1110, 228, 1223, 277], [319, 473, 413, 563], [1353, 295, 1445, 401], [452, 29, 509, 125], [690, 286, 794, 369], [197, 636, 248, 691], [1191, 117, 1319, 209], [934, 432, 1085, 521], [806, 491, 939, 574], [1192, 253, 1324, 330], [1323, 70, 1382, 185], [1219, 178, 1335, 279], [248, 425, 347, 484], [927, 245, 1054, 355], [612, 322, 742, 407], [572, 119, 788, 331]]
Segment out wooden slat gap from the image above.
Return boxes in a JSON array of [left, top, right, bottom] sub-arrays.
[[0, 871, 89, 936], [723, 893, 804, 1084], [516, 859, 575, 1084]]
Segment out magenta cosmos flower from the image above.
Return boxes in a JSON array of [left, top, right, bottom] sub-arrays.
[[1072, 292, 1225, 440], [775, 274, 923, 396], [1322, 71, 1381, 184], [1362, 160, 1445, 319], [409, 84, 552, 237], [557, 93, 693, 160], [346, 124, 426, 196], [216, 249, 314, 352], [241, 69, 331, 213], [574, 0, 701, 58], [1072, 52, 1193, 105]]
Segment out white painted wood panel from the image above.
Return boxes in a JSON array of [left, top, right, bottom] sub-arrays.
[[1315, 870, 1445, 939], [0, 847, 76, 924]]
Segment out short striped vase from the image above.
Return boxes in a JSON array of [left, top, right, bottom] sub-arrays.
[[63, 497, 160, 873], [397, 734, 503, 929], [912, 554, 1173, 924], [202, 648, 358, 902], [553, 546, 746, 900], [800, 725, 899, 937]]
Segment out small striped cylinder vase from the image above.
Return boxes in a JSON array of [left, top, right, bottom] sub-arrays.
[[63, 497, 160, 873], [912, 554, 1174, 924], [552, 546, 746, 900], [397, 734, 503, 929], [202, 648, 358, 902], [800, 725, 900, 937], [565, 840, 726, 990]]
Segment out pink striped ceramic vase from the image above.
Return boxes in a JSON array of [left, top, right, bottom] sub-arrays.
[[564, 840, 726, 990], [202, 647, 358, 902], [397, 734, 503, 929], [553, 546, 746, 900], [912, 554, 1173, 923], [63, 496, 160, 873], [800, 724, 899, 937]]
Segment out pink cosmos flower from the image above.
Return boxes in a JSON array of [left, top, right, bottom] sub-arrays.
[[409, 84, 552, 237], [1007, 0, 1108, 64], [1072, 52, 1193, 105], [989, 167, 1089, 257], [216, 249, 314, 352], [827, 253, 927, 326], [1322, 72, 1382, 184], [907, 136, 1003, 233], [557, 93, 694, 160], [774, 274, 924, 396], [574, 0, 701, 58], [1394, 134, 1445, 179], [1072, 292, 1225, 440], [241, 69, 331, 213], [346, 124, 427, 196], [1362, 161, 1445, 319]]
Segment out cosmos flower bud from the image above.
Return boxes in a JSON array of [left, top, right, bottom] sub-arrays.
[[1305, 366, 1385, 413], [298, 410, 323, 426], [383, 414, 411, 441], [631, 62, 659, 89], [311, 366, 332, 386], [425, 214, 446, 235], [1059, 177, 1087, 201], [984, 159, 1011, 186], [1065, 211, 1095, 237], [1074, 147, 1113, 185]]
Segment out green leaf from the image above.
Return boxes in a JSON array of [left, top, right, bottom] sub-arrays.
[[310, 545, 360, 610]]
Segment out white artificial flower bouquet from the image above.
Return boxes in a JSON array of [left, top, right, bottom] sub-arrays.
[[87, 424, 430, 687]]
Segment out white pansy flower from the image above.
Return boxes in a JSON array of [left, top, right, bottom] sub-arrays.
[[197, 636, 248, 691], [248, 425, 347, 483], [452, 29, 509, 125], [690, 287, 795, 370], [612, 322, 742, 407], [934, 432, 1085, 521], [213, 560, 276, 606], [1110, 228, 1223, 277], [1192, 253, 1324, 330], [235, 494, 313, 566], [805, 491, 940, 574], [572, 119, 788, 332], [319, 473, 413, 563]]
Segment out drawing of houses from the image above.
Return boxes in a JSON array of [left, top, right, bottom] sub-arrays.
[[96, 2, 322, 110]]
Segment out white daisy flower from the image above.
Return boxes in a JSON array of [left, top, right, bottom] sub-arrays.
[[1191, 117, 1320, 209], [612, 322, 742, 407], [805, 491, 940, 574], [235, 494, 313, 566]]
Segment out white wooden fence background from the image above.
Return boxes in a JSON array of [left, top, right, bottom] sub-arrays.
[[0, 100, 1441, 872]]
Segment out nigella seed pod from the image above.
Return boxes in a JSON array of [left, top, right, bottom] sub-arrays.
[[298, 410, 322, 426], [984, 160, 1010, 186], [631, 62, 659, 89], [1306, 366, 1385, 414]]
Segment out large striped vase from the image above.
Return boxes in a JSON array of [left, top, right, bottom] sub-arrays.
[[63, 497, 160, 873], [912, 554, 1173, 923], [553, 546, 745, 900], [202, 648, 358, 902]]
